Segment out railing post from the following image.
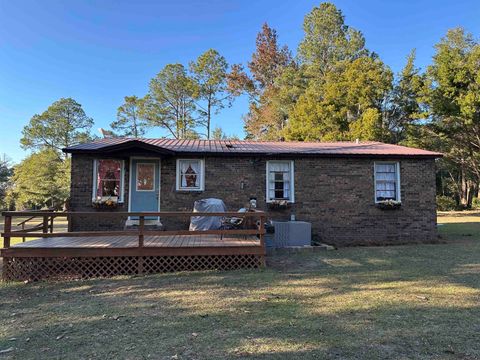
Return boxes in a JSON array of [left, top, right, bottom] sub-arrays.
[[67, 213, 72, 233], [138, 215, 144, 248], [42, 215, 49, 234], [259, 214, 266, 267], [138, 215, 145, 275], [3, 215, 11, 248], [22, 222, 25, 243], [49, 216, 54, 233], [259, 214, 265, 248]]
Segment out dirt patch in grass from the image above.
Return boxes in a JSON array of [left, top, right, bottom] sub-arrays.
[[0, 213, 479, 359], [438, 210, 480, 221]]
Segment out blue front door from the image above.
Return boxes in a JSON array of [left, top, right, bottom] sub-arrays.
[[130, 159, 160, 218]]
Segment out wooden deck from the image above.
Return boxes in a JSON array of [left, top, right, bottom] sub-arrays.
[[1, 211, 267, 281]]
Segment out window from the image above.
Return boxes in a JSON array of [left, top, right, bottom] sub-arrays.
[[93, 159, 124, 201], [176, 159, 205, 191], [374, 162, 401, 202], [266, 160, 294, 202], [136, 163, 155, 191]]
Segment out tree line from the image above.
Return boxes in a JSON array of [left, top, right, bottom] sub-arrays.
[[1, 2, 479, 210]]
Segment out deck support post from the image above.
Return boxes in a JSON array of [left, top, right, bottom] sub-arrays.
[[3, 215, 11, 248]]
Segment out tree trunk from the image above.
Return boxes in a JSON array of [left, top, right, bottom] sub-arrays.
[[133, 116, 138, 138], [207, 101, 211, 139], [459, 168, 468, 207], [459, 169, 475, 208], [467, 181, 475, 208]]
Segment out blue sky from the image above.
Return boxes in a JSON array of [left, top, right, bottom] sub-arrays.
[[1, 0, 479, 163]]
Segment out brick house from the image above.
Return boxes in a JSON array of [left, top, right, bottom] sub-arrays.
[[63, 138, 442, 247]]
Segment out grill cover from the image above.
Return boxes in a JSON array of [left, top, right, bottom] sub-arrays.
[[189, 198, 227, 231]]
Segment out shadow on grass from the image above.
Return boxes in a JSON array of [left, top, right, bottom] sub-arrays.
[[438, 222, 480, 241], [1, 233, 480, 359]]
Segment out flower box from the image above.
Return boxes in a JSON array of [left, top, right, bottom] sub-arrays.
[[267, 200, 290, 210], [376, 200, 401, 210], [92, 197, 118, 210]]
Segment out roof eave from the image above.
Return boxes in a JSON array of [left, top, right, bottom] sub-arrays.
[[63, 150, 442, 159], [63, 140, 176, 155]]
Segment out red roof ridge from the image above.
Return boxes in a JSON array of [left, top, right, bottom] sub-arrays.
[[139, 138, 382, 145]]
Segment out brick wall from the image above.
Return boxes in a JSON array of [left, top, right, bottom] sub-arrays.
[[70, 154, 438, 246], [69, 155, 129, 231]]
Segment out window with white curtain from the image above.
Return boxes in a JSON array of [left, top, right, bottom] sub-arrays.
[[176, 159, 205, 191], [266, 160, 294, 202], [374, 162, 401, 202]]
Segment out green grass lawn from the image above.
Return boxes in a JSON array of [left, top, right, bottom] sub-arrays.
[[0, 213, 479, 359]]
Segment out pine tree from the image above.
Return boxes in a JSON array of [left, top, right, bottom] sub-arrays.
[[140, 64, 198, 139], [111, 96, 148, 138], [190, 49, 232, 139]]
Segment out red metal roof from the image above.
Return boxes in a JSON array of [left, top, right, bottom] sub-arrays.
[[64, 138, 442, 158]]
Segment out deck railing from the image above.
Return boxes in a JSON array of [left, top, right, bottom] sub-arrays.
[[14, 209, 57, 243], [1, 211, 266, 250]]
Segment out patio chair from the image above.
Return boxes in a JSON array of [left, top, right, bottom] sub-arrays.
[[220, 208, 262, 240]]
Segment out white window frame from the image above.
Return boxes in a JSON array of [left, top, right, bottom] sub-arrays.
[[374, 161, 401, 203], [266, 160, 295, 203], [176, 159, 205, 191], [135, 162, 156, 192], [92, 159, 125, 202]]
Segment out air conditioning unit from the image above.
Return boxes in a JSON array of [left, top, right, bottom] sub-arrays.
[[270, 221, 311, 248]]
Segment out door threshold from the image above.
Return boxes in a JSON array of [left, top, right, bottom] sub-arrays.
[[125, 219, 163, 227]]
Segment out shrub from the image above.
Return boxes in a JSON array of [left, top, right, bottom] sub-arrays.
[[472, 197, 480, 210], [436, 195, 456, 211]]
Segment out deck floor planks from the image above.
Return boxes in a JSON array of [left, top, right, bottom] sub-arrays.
[[11, 234, 260, 250], [180, 235, 189, 247], [143, 235, 158, 247], [167, 235, 179, 247], [109, 236, 136, 248], [177, 235, 186, 248], [191, 234, 197, 248]]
